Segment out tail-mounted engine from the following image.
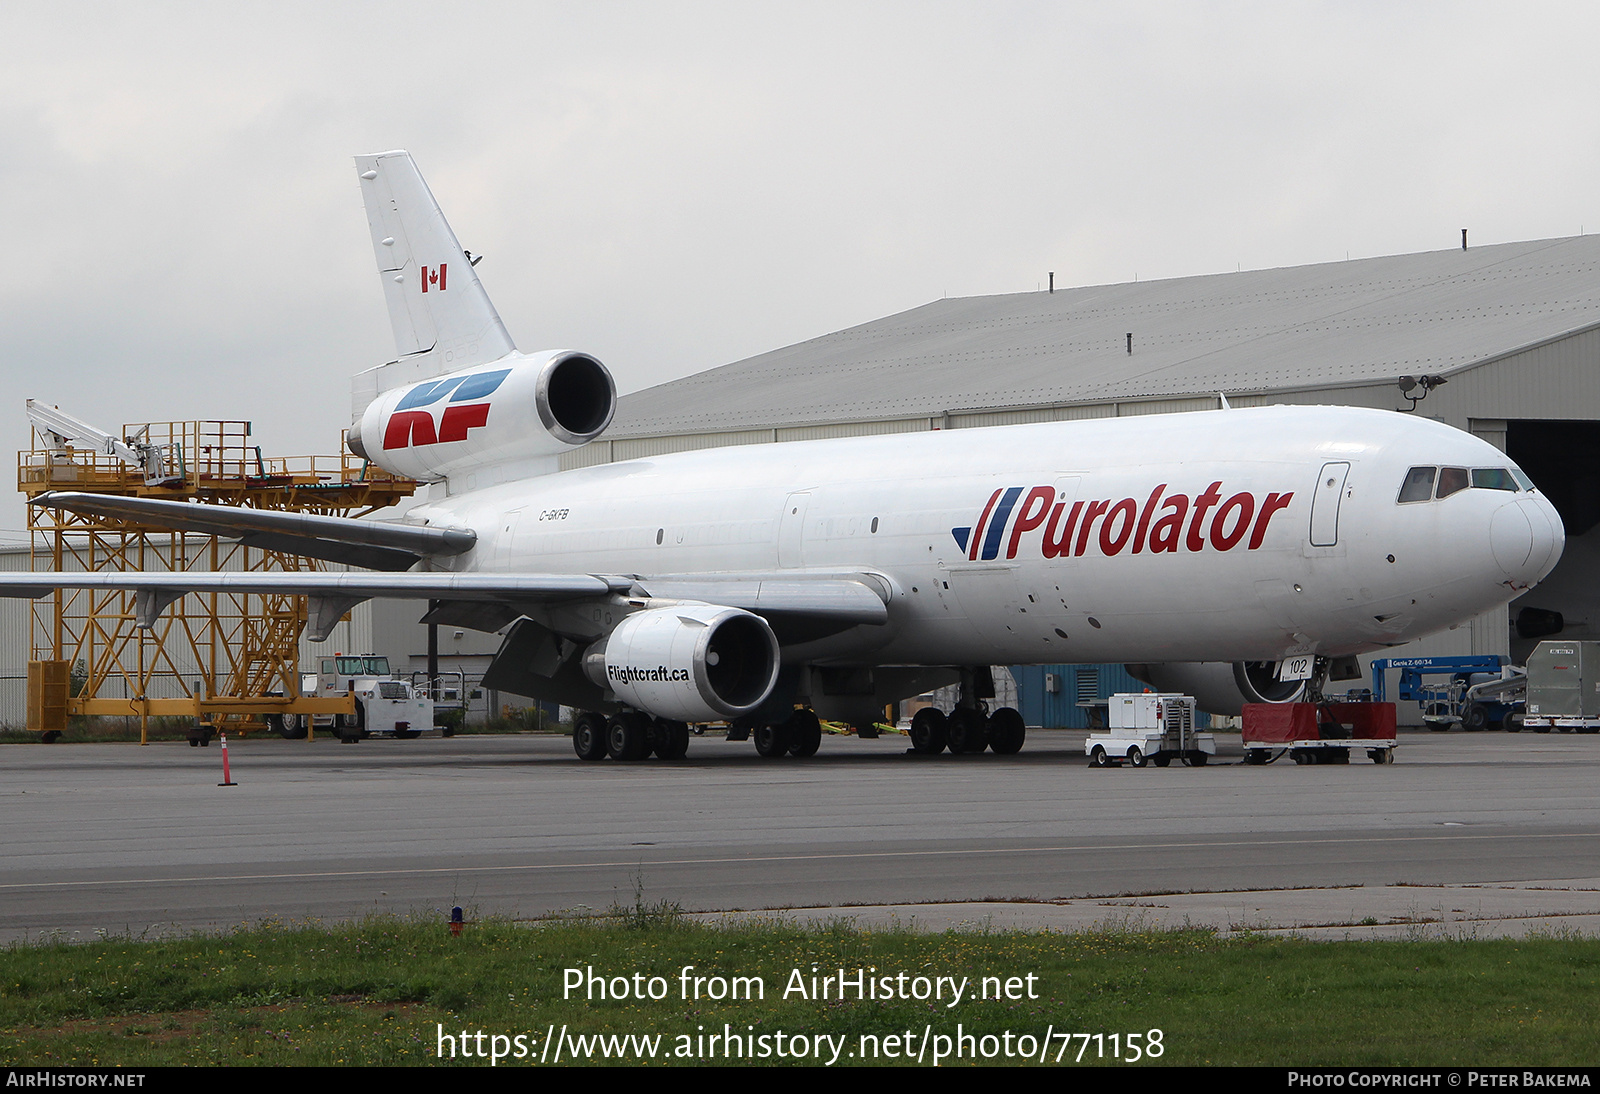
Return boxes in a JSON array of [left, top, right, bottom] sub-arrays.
[[582, 605, 781, 722], [352, 350, 615, 481]]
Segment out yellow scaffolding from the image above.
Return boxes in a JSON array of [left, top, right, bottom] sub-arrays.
[[20, 419, 416, 741]]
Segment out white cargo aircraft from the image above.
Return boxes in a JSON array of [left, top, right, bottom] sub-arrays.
[[5, 152, 1565, 760]]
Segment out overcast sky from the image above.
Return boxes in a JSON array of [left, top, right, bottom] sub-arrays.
[[2, 1, 1598, 535]]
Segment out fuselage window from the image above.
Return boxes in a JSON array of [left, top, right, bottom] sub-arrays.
[[1397, 466, 1436, 503], [1470, 468, 1518, 492], [1436, 467, 1470, 498]]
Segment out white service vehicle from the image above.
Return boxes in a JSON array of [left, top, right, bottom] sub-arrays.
[[1086, 692, 1215, 768], [288, 654, 433, 743]]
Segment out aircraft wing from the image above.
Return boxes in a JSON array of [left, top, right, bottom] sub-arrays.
[[634, 574, 889, 625], [0, 571, 624, 642], [31, 491, 475, 572], [0, 569, 889, 643]]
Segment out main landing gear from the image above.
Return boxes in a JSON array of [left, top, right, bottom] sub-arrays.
[[907, 667, 1026, 756], [907, 705, 1026, 755], [572, 705, 829, 762], [746, 707, 823, 759], [573, 710, 692, 762]]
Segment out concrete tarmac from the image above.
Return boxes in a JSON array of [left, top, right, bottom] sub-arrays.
[[3, 728, 1599, 941]]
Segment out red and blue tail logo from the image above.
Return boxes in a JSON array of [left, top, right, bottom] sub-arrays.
[[383, 368, 510, 450]]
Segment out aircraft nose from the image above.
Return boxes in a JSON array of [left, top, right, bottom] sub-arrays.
[[1490, 497, 1563, 584], [1489, 502, 1533, 575], [1524, 495, 1564, 580]]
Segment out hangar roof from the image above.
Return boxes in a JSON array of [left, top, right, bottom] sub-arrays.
[[610, 234, 1600, 437]]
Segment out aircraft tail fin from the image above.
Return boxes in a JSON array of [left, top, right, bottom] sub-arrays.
[[354, 151, 517, 402]]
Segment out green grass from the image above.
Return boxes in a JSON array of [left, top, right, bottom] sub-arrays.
[[1, 911, 1596, 1066]]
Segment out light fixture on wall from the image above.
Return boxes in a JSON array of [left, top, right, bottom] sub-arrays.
[[1397, 374, 1447, 412]]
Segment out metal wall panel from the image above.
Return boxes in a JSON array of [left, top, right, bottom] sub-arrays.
[[612, 430, 772, 461], [776, 418, 931, 442], [1116, 397, 1219, 416], [1012, 662, 1145, 728]]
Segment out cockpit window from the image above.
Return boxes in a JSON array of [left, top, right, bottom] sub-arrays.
[[1470, 468, 1518, 492], [1398, 466, 1436, 503], [1401, 465, 1533, 504], [1436, 467, 1470, 498]]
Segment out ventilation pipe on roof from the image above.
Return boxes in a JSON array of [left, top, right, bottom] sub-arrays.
[[1126, 332, 1133, 355], [1462, 228, 1468, 250], [1049, 272, 1054, 294]]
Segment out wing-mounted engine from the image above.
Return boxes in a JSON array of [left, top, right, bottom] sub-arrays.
[[1126, 661, 1307, 717], [582, 604, 781, 722], [351, 350, 615, 482]]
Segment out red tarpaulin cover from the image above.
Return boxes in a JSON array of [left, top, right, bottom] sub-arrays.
[[1242, 702, 1397, 745]]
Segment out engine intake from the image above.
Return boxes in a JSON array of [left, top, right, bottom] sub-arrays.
[[584, 605, 781, 722], [1126, 660, 1307, 716]]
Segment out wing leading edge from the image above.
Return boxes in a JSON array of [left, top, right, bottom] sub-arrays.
[[0, 570, 889, 643], [31, 492, 476, 571]]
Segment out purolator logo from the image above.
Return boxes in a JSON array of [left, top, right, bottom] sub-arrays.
[[383, 368, 511, 450], [952, 483, 1294, 561]]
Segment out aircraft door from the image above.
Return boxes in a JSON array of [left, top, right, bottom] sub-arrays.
[[1308, 462, 1350, 547], [494, 507, 527, 568], [779, 492, 810, 568]]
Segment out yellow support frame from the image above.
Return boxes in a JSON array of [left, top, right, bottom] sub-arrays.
[[21, 420, 415, 743]]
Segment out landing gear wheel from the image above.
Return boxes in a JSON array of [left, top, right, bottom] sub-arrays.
[[786, 709, 822, 758], [986, 707, 1026, 755], [908, 707, 948, 755], [573, 711, 608, 761], [1127, 745, 1146, 768], [606, 713, 651, 760], [1461, 702, 1489, 732], [654, 720, 691, 760], [1090, 745, 1110, 768], [753, 721, 791, 758], [946, 708, 989, 754]]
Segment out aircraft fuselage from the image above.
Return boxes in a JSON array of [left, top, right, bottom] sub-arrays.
[[415, 403, 1561, 667]]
